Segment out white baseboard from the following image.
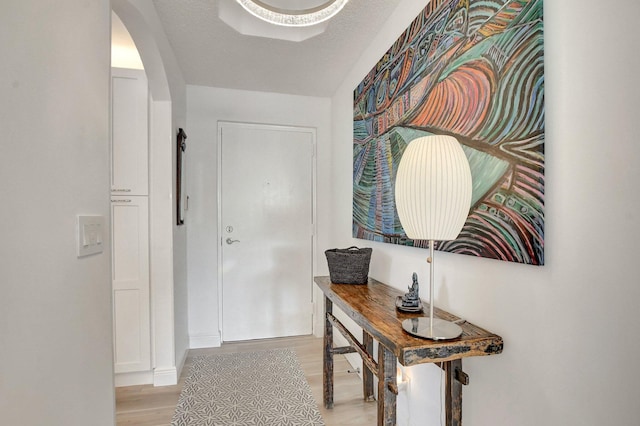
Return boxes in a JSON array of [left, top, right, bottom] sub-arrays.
[[176, 348, 188, 379], [153, 367, 178, 386], [114, 367, 180, 387], [114, 370, 153, 387], [189, 333, 221, 348]]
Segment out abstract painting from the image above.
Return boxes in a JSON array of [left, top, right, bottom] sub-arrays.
[[353, 0, 544, 265]]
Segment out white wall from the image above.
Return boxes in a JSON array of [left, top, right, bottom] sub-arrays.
[[0, 1, 115, 425], [186, 86, 332, 346], [329, 0, 640, 425]]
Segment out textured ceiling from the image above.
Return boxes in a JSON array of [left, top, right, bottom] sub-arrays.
[[151, 0, 403, 97]]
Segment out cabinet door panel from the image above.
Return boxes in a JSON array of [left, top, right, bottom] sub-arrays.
[[113, 202, 141, 282], [113, 289, 143, 367], [111, 68, 148, 195], [112, 196, 150, 373]]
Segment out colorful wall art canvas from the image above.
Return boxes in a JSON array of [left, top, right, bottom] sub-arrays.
[[353, 0, 544, 265]]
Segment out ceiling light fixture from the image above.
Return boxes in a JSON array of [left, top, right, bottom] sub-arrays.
[[236, 0, 349, 27]]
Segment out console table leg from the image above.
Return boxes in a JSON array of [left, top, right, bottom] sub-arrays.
[[363, 331, 375, 402], [444, 359, 463, 426], [323, 297, 334, 409], [378, 344, 397, 426]]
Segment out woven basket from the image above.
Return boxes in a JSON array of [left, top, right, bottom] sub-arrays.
[[325, 246, 372, 284]]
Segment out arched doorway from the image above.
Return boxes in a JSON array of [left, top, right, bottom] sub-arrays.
[[111, 0, 187, 387]]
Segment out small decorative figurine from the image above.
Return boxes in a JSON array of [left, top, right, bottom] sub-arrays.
[[396, 272, 423, 312], [402, 273, 420, 307]]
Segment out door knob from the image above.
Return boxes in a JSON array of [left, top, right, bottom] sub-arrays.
[[226, 238, 240, 244]]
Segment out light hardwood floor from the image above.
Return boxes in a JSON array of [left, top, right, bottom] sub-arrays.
[[116, 335, 377, 425]]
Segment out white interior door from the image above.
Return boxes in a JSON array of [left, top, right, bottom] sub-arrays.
[[220, 122, 314, 342]]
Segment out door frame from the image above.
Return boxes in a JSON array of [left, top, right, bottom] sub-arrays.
[[216, 121, 318, 343]]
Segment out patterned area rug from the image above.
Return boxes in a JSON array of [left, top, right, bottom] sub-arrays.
[[172, 348, 325, 426]]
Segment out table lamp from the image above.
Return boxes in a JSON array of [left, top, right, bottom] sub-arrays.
[[395, 135, 472, 340]]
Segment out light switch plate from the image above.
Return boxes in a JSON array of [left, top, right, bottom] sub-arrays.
[[77, 215, 105, 257]]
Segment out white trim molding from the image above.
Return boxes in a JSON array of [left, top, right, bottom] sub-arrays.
[[153, 367, 178, 386], [114, 370, 153, 387], [189, 333, 222, 349]]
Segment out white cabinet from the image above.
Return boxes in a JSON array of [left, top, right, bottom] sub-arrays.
[[111, 196, 150, 374], [111, 67, 151, 381], [111, 68, 148, 196]]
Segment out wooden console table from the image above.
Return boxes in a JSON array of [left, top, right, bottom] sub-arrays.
[[314, 276, 503, 426]]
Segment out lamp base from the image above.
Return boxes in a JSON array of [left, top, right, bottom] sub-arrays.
[[402, 317, 463, 340]]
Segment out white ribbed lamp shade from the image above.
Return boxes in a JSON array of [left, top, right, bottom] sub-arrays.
[[395, 135, 472, 241]]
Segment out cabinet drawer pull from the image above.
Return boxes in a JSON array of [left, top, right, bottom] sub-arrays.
[[111, 199, 132, 203], [112, 188, 132, 192]]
